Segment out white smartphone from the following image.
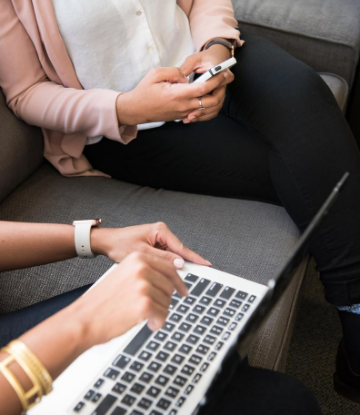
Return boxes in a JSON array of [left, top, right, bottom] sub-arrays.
[[193, 57, 237, 83]]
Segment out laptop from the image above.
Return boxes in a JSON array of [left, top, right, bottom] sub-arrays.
[[30, 173, 349, 415]]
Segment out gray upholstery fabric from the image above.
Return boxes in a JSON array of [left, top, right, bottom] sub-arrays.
[[0, 91, 44, 204], [232, 0, 360, 87], [0, 164, 307, 370]]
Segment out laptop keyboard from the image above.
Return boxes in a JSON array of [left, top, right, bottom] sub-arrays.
[[73, 273, 257, 415]]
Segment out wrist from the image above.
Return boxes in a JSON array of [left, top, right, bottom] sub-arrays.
[[90, 227, 108, 257], [116, 92, 137, 126]]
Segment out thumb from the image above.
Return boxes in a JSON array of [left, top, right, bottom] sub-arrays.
[[180, 53, 202, 77]]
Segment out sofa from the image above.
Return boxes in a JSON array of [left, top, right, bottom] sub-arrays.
[[1, 0, 359, 373]]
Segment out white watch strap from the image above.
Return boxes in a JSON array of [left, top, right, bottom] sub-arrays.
[[73, 220, 101, 259]]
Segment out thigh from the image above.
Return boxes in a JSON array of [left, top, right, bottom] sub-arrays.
[[84, 114, 280, 204], [203, 365, 322, 415], [0, 285, 90, 347]]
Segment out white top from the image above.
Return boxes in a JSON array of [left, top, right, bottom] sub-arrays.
[[52, 0, 195, 143]]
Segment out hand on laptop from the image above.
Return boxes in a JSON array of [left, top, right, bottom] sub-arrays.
[[73, 252, 188, 349], [91, 222, 211, 269]]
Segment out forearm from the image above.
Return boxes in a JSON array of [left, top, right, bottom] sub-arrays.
[[0, 302, 88, 415], [0, 221, 76, 271]]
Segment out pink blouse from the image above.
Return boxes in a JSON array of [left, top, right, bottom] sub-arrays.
[[0, 0, 242, 177]]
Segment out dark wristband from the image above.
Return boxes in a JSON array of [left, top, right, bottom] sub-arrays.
[[204, 38, 235, 57]]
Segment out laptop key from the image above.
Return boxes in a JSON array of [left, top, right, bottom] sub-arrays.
[[138, 397, 153, 410], [154, 331, 168, 342], [113, 355, 131, 370], [172, 331, 186, 342], [177, 304, 190, 314], [191, 278, 211, 297], [196, 344, 209, 355], [208, 352, 217, 361], [155, 374, 170, 386], [179, 344, 193, 355], [150, 411, 162, 415], [210, 325, 223, 336], [186, 313, 199, 323], [242, 304, 251, 312], [248, 295, 257, 303], [236, 291, 248, 301], [181, 365, 195, 376], [110, 408, 127, 415], [219, 286, 235, 300], [200, 363, 210, 372], [178, 324, 192, 334], [146, 341, 160, 352], [112, 383, 127, 395], [130, 411, 144, 415], [186, 334, 200, 345], [91, 394, 117, 415], [203, 335, 216, 345], [171, 354, 185, 365], [213, 299, 226, 308], [193, 304, 206, 314], [165, 386, 180, 399], [185, 385, 194, 395], [222, 332, 231, 341], [205, 282, 223, 297], [130, 361, 144, 372], [148, 361, 162, 373], [84, 390, 95, 401], [139, 351, 152, 362], [92, 393, 102, 403], [156, 398, 171, 410], [139, 372, 153, 383], [229, 322, 238, 331], [193, 325, 207, 335], [189, 354, 202, 365], [74, 402, 85, 412], [169, 410, 178, 415], [104, 368, 120, 381], [164, 364, 177, 375], [235, 313, 244, 322], [121, 372, 136, 383], [146, 386, 161, 398], [163, 322, 176, 333], [223, 308, 236, 318], [130, 383, 145, 395], [169, 313, 183, 323], [121, 394, 136, 407], [155, 351, 170, 362], [199, 316, 213, 326], [207, 307, 220, 317], [229, 299, 242, 309], [184, 296, 197, 306], [199, 296, 212, 306], [169, 298, 179, 310], [215, 342, 224, 351], [174, 375, 188, 387], [185, 274, 199, 283], [94, 379, 105, 389], [193, 373, 202, 383], [123, 324, 153, 357], [175, 397, 186, 408], [164, 341, 177, 352], [217, 316, 230, 327]]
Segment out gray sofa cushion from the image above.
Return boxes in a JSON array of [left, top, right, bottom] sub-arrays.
[[0, 164, 306, 370], [232, 0, 360, 87], [0, 90, 44, 204]]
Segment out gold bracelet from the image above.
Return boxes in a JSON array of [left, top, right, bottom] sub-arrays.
[[5, 341, 53, 395], [0, 354, 42, 412]]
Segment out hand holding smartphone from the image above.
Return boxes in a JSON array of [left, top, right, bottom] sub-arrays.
[[193, 57, 237, 83]]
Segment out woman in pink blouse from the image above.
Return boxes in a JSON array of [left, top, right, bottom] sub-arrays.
[[0, 0, 360, 407]]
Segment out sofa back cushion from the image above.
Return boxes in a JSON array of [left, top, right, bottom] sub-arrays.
[[0, 90, 43, 203]]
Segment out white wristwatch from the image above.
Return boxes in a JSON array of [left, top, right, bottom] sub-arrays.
[[72, 219, 102, 259]]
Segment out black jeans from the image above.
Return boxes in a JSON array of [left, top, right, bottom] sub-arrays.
[[0, 287, 321, 415], [85, 32, 360, 307]]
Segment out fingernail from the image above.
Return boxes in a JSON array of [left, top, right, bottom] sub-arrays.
[[184, 287, 189, 297], [174, 258, 185, 269], [224, 71, 228, 78], [189, 115, 196, 121], [205, 260, 212, 266], [183, 119, 190, 124], [148, 318, 160, 331]]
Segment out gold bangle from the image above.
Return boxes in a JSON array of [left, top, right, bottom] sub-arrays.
[[6, 341, 53, 395], [0, 354, 42, 412]]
